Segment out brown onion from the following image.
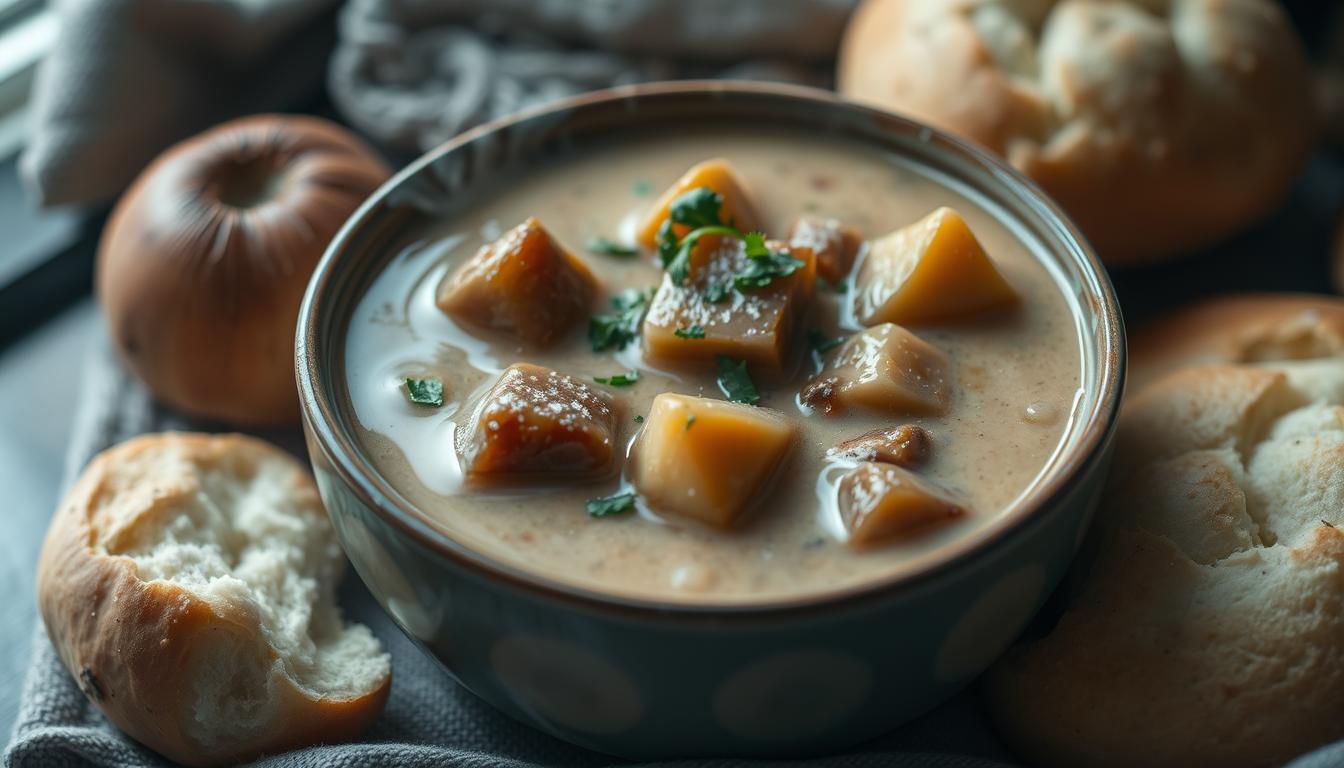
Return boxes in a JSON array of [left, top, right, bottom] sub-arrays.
[[98, 114, 389, 425]]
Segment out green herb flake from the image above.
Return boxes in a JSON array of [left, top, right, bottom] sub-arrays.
[[715, 356, 760, 405], [734, 252, 807, 291], [685, 413, 697, 431], [588, 288, 655, 352], [586, 491, 637, 518], [674, 325, 705, 339], [669, 187, 724, 230], [632, 180, 653, 197], [404, 377, 444, 407], [594, 370, 640, 387], [634, 415, 645, 423], [704, 280, 732, 303], [654, 188, 804, 295], [808, 329, 846, 354], [586, 237, 637, 258]]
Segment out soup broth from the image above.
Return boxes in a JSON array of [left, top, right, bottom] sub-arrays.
[[343, 127, 1085, 604]]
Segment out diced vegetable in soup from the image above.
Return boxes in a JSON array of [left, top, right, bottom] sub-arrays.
[[461, 363, 619, 484], [853, 207, 1018, 326], [631, 394, 795, 529], [437, 217, 599, 346], [788, 216, 863, 285], [801, 324, 953, 416], [344, 129, 1083, 604], [642, 237, 815, 373], [837, 463, 965, 547]]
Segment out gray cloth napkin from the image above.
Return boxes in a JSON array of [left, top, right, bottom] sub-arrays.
[[21, 0, 856, 207], [3, 336, 1026, 767]]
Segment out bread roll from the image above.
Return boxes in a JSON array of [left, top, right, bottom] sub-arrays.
[[37, 433, 390, 766], [839, 0, 1315, 264], [1130, 293, 1344, 392], [985, 300, 1344, 768]]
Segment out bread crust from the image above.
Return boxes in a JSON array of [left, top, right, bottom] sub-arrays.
[[838, 0, 1316, 264], [987, 323, 1344, 766], [1129, 293, 1344, 391], [36, 433, 389, 767]]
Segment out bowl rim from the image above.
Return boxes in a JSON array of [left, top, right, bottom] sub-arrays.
[[297, 79, 1126, 618]]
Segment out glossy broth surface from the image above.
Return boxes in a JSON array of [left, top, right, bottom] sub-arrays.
[[343, 127, 1085, 603]]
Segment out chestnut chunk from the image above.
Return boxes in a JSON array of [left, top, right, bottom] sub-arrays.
[[637, 159, 762, 249], [631, 393, 795, 528], [788, 216, 863, 284], [853, 207, 1017, 326], [837, 462, 964, 547], [460, 363, 618, 484], [830, 425, 933, 468], [642, 238, 816, 373], [801, 323, 952, 416], [437, 217, 599, 346]]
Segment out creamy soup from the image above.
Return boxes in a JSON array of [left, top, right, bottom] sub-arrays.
[[343, 127, 1085, 604]]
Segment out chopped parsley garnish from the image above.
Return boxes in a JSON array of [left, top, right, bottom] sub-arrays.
[[808, 329, 846, 354], [632, 179, 653, 197], [715, 356, 760, 405], [404, 377, 444, 407], [594, 370, 639, 387], [634, 415, 645, 423], [657, 188, 804, 295], [588, 288, 654, 352], [586, 492, 636, 518], [586, 237, 637, 258], [685, 413, 697, 431], [734, 250, 807, 290], [704, 280, 732, 303], [674, 325, 705, 339]]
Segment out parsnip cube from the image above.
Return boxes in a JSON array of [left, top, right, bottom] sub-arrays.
[[853, 207, 1017, 326], [801, 323, 952, 416], [642, 238, 815, 373], [631, 394, 795, 528], [461, 363, 618, 484], [837, 462, 964, 547], [437, 217, 599, 346], [636, 159, 762, 249], [788, 216, 863, 284]]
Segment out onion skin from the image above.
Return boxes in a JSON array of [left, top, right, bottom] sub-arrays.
[[97, 115, 389, 426]]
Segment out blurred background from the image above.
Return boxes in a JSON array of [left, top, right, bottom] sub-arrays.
[[0, 0, 1341, 743]]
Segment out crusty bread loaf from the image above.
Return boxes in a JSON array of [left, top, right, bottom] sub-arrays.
[[36, 433, 390, 767], [985, 300, 1344, 768], [838, 0, 1316, 264], [1129, 293, 1344, 392]]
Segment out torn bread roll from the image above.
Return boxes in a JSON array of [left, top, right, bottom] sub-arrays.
[[839, 0, 1315, 264], [36, 433, 390, 767], [986, 298, 1344, 768]]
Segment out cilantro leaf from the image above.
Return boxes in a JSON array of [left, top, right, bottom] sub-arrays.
[[704, 280, 732, 303], [594, 370, 640, 386], [586, 238, 637, 258], [808, 329, 846, 354], [685, 413, 697, 431], [674, 325, 705, 339], [669, 187, 723, 229], [742, 231, 771, 259], [404, 378, 444, 407], [656, 218, 680, 270], [715, 356, 760, 405], [589, 288, 654, 352], [734, 252, 807, 290], [586, 492, 636, 518], [634, 415, 645, 423]]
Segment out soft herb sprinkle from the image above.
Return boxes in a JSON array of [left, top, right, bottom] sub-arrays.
[[404, 378, 444, 407]]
